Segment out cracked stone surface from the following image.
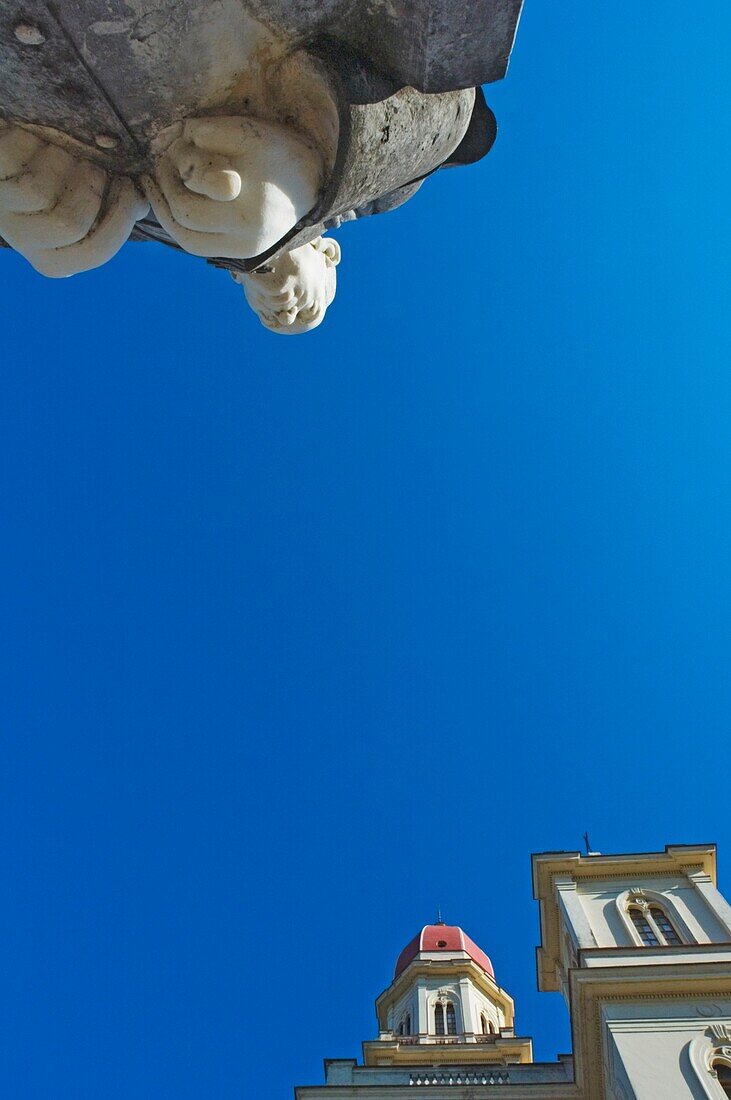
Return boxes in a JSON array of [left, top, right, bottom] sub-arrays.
[[0, 1, 522, 153]]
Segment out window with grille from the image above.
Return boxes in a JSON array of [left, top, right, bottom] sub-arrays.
[[434, 1003, 445, 1035], [629, 907, 659, 946], [446, 1002, 456, 1035], [649, 906, 682, 945], [627, 898, 686, 947]]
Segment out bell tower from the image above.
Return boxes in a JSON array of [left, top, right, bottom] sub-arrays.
[[532, 844, 731, 1099], [363, 921, 533, 1070]]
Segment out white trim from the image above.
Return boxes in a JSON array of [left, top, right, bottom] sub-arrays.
[[688, 1029, 731, 1099]]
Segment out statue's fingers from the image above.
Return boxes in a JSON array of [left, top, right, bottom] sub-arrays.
[[143, 171, 240, 258], [77, 175, 147, 250], [0, 125, 42, 179], [1, 160, 107, 249], [58, 161, 109, 244], [184, 116, 255, 157], [0, 141, 70, 213], [151, 155, 238, 232], [24, 176, 148, 278], [183, 163, 241, 202], [170, 140, 241, 202]]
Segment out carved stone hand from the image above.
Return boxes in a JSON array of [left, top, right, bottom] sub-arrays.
[[0, 122, 147, 278], [144, 116, 324, 260]]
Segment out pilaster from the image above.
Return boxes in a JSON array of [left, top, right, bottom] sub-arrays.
[[459, 977, 477, 1035], [555, 876, 597, 950], [689, 871, 731, 940]]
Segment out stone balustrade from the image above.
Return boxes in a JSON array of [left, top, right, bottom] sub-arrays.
[[408, 1070, 509, 1086]]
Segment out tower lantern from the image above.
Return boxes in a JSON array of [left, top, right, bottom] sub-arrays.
[[370, 921, 531, 1067]]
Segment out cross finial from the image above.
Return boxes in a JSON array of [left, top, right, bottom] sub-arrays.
[[436, 905, 443, 924]]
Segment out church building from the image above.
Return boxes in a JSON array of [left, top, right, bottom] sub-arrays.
[[295, 844, 731, 1099]]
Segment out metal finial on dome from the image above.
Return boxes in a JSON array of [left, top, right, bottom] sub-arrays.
[[436, 905, 444, 925]]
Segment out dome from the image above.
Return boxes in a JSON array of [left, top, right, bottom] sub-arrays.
[[394, 923, 495, 980]]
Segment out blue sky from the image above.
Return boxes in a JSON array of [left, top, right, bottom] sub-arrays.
[[2, 2, 731, 1096]]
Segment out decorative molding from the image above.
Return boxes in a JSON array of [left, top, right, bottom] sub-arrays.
[[709, 1024, 731, 1041], [688, 1028, 731, 1099], [699, 1005, 726, 1019], [600, 991, 731, 1005], [552, 866, 705, 885]]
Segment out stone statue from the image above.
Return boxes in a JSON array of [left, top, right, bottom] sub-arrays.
[[232, 236, 341, 334], [0, 1, 523, 333]]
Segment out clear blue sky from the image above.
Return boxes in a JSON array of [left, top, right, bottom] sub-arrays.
[[2, 3, 731, 1096]]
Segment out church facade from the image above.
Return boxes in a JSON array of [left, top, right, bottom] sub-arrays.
[[296, 844, 731, 1099]]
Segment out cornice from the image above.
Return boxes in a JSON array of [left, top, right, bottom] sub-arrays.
[[362, 1030, 534, 1068], [552, 865, 705, 885], [532, 845, 717, 900]]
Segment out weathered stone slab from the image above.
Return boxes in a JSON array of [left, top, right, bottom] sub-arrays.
[[0, 1, 523, 143], [244, 0, 523, 92]]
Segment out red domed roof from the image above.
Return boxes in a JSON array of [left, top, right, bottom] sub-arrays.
[[394, 923, 495, 980]]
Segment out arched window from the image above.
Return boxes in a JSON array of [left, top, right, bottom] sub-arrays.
[[446, 1002, 457, 1035], [620, 890, 690, 949], [629, 906, 659, 946], [434, 1003, 445, 1035], [481, 1013, 488, 1035], [489, 1021, 496, 1035], [627, 899, 685, 947], [715, 1063, 731, 1098], [404, 1014, 411, 1037], [397, 1021, 404, 1036], [688, 1032, 731, 1098], [650, 906, 682, 946]]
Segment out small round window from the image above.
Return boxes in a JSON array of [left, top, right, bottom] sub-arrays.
[[437, 939, 447, 947]]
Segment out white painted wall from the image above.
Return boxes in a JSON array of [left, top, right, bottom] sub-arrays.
[[384, 972, 506, 1038], [602, 1001, 731, 1100], [575, 876, 731, 948]]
